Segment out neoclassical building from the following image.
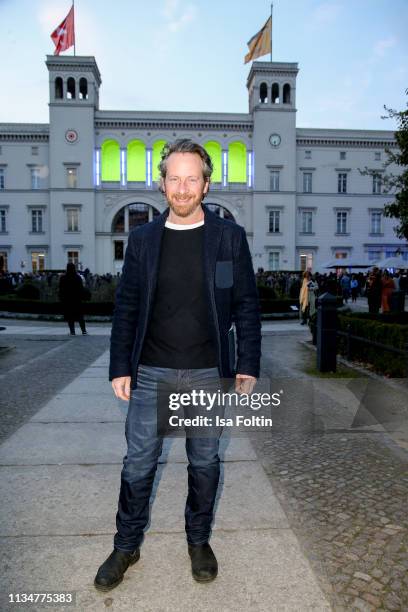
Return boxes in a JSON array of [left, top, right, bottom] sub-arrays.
[[0, 54, 405, 274]]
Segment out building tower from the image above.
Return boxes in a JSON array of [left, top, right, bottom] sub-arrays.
[[46, 55, 101, 270], [247, 61, 299, 271]]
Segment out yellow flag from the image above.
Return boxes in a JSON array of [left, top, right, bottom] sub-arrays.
[[244, 16, 272, 64]]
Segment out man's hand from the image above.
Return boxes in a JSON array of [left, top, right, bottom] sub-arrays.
[[235, 373, 257, 395], [112, 376, 131, 401]]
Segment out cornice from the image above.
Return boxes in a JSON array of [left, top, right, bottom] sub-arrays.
[[0, 123, 49, 142], [45, 55, 102, 86], [246, 61, 299, 87], [94, 119, 253, 131], [296, 138, 396, 148]]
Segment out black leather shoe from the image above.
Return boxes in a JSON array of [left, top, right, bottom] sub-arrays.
[[94, 548, 140, 591], [188, 543, 218, 582]]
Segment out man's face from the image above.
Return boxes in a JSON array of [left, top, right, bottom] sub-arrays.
[[161, 152, 209, 218]]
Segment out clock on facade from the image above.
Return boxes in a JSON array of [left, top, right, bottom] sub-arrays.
[[269, 133, 281, 147], [65, 129, 78, 143]]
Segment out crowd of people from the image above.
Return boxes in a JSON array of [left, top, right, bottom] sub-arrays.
[[1, 265, 407, 330], [0, 268, 119, 299], [255, 267, 408, 325]]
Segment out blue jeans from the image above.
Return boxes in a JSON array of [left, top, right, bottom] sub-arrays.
[[113, 364, 225, 552]]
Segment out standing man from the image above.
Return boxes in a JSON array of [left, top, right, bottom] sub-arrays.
[[94, 139, 262, 591], [58, 262, 88, 336], [366, 266, 382, 314]]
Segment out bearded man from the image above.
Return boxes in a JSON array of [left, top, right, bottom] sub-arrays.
[[94, 139, 261, 590]]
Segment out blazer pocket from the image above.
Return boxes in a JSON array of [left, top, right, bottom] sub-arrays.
[[215, 260, 233, 288]]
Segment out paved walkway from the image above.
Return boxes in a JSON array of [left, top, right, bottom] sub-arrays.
[[257, 333, 408, 611], [0, 321, 111, 335], [0, 338, 330, 611], [0, 320, 312, 337]]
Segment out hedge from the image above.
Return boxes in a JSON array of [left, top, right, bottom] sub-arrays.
[[0, 298, 113, 316], [259, 298, 299, 313], [337, 312, 408, 377], [1, 296, 303, 317]]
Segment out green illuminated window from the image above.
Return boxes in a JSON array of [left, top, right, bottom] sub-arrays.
[[101, 140, 120, 182], [204, 141, 222, 183], [127, 140, 146, 182], [228, 142, 247, 183], [152, 140, 167, 182]]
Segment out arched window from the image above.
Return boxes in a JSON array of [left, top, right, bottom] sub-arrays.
[[79, 78, 88, 100], [127, 140, 146, 182], [112, 208, 125, 233], [67, 77, 76, 99], [111, 203, 160, 232], [129, 203, 160, 228], [228, 142, 247, 183], [55, 77, 63, 99], [271, 83, 279, 104], [152, 140, 167, 182], [283, 83, 291, 104], [101, 140, 120, 182], [203, 141, 222, 183], [206, 204, 236, 222], [259, 82, 268, 103]]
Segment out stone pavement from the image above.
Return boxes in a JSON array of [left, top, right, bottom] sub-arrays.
[[337, 295, 408, 314], [255, 331, 408, 612], [1, 318, 407, 611], [0, 323, 331, 612]]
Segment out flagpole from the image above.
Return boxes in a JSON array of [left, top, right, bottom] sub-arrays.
[[73, 0, 76, 55], [270, 3, 273, 61]]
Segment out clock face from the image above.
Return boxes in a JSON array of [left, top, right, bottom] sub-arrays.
[[65, 129, 78, 143], [269, 133, 281, 147]]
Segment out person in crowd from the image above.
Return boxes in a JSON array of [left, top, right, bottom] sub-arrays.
[[381, 269, 395, 313], [299, 270, 314, 325], [393, 271, 400, 291], [366, 267, 382, 314], [350, 274, 359, 302], [339, 271, 351, 304], [58, 262, 88, 335]]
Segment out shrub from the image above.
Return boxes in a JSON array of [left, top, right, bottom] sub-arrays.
[[259, 298, 299, 313], [15, 283, 40, 300], [338, 312, 408, 377]]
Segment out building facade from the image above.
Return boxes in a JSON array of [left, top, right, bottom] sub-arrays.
[[0, 54, 405, 274]]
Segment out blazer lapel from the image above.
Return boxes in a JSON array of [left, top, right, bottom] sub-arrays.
[[203, 204, 224, 299], [145, 207, 169, 312]]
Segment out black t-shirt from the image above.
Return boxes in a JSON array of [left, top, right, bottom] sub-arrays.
[[139, 222, 218, 369]]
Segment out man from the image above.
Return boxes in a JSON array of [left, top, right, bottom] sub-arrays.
[[366, 266, 382, 314], [58, 262, 88, 335], [339, 271, 351, 304], [94, 139, 262, 591]]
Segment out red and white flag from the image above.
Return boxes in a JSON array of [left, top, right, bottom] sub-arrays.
[[50, 5, 75, 55]]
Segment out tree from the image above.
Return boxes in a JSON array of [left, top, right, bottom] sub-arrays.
[[360, 89, 408, 241]]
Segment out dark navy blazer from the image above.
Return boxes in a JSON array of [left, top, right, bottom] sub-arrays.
[[109, 204, 262, 389]]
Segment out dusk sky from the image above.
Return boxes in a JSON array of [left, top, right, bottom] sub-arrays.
[[1, 0, 407, 131]]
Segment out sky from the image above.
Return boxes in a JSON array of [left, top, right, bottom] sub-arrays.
[[1, 0, 407, 131]]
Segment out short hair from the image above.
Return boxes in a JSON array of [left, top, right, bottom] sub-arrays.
[[158, 139, 213, 192]]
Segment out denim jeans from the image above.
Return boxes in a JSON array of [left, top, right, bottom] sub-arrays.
[[113, 364, 225, 552]]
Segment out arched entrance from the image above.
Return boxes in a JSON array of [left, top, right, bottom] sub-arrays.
[[206, 203, 236, 222], [111, 202, 161, 271]]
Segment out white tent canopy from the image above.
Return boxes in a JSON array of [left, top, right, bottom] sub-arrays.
[[321, 259, 372, 269], [374, 256, 408, 270]]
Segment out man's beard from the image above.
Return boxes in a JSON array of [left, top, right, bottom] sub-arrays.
[[166, 193, 203, 218]]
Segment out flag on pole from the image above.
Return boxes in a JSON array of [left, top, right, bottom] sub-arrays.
[[244, 15, 272, 64], [50, 5, 75, 55]]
